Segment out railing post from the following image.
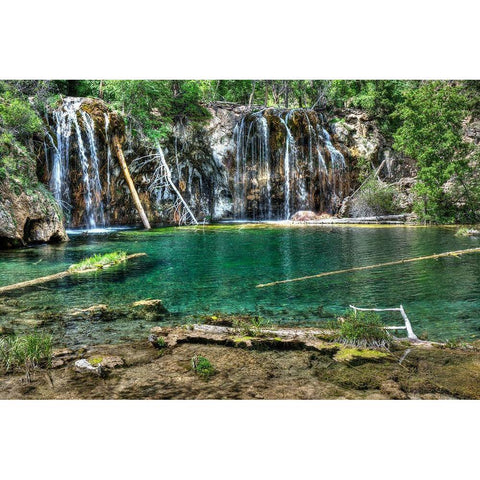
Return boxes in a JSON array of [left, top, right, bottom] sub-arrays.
[[399, 305, 418, 341]]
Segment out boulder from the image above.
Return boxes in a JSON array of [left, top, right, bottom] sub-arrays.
[[291, 211, 319, 221], [74, 359, 104, 376], [0, 182, 68, 248], [130, 299, 168, 319]]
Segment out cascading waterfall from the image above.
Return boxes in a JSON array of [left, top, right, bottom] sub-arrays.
[[322, 127, 346, 169], [79, 110, 106, 227], [45, 98, 107, 228], [104, 113, 112, 206], [232, 108, 348, 220]]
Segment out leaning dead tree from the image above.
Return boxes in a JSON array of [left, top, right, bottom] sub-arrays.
[[112, 135, 151, 230], [131, 144, 198, 226], [349, 304, 419, 341]]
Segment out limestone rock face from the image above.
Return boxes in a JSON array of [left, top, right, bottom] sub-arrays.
[[0, 181, 67, 248]]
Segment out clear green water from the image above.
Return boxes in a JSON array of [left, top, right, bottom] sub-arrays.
[[1, 224, 480, 346]]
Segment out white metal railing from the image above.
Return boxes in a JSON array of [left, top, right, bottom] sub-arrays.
[[349, 304, 419, 341]]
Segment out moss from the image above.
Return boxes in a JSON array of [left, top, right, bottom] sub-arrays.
[[233, 336, 253, 343], [334, 347, 389, 364], [88, 357, 103, 366]]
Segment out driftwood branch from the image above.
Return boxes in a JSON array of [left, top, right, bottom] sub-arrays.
[[0, 253, 147, 295], [256, 247, 480, 288]]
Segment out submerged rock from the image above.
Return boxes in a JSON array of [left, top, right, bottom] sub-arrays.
[[70, 304, 113, 321], [130, 299, 168, 320]]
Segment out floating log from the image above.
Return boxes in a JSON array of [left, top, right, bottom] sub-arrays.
[[112, 135, 151, 230], [0, 253, 146, 295], [256, 247, 480, 288]]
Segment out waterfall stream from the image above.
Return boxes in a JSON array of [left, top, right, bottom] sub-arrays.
[[46, 99, 107, 228], [232, 108, 347, 220]]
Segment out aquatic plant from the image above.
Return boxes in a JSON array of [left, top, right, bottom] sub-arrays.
[[335, 311, 392, 349], [0, 332, 53, 377], [68, 251, 127, 272], [191, 354, 215, 379]]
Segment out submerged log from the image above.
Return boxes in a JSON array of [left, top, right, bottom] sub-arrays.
[[292, 214, 410, 224], [0, 253, 146, 295], [256, 247, 480, 288], [112, 135, 151, 230]]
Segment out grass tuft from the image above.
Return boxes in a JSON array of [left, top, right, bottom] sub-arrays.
[[332, 311, 392, 349], [233, 315, 271, 337], [68, 251, 128, 272], [0, 332, 53, 378]]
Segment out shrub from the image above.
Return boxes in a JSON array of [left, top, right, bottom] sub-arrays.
[[335, 311, 391, 349], [0, 91, 43, 138], [350, 179, 399, 217], [191, 355, 215, 379]]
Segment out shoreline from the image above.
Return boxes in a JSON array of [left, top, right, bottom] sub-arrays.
[[2, 322, 480, 400]]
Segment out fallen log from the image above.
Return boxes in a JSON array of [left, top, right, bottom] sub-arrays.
[[256, 247, 480, 288], [0, 253, 147, 295]]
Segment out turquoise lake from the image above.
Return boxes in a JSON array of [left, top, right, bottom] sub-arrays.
[[1, 224, 479, 346]]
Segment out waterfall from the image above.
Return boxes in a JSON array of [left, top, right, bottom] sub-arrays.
[[80, 110, 106, 227], [322, 127, 346, 169], [47, 98, 107, 228], [104, 113, 112, 207], [232, 108, 348, 220], [280, 113, 296, 220]]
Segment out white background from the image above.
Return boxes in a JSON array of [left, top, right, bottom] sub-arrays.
[[1, 1, 479, 478]]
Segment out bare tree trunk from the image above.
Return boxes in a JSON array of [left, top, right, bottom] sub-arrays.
[[249, 81, 257, 108], [112, 135, 151, 229]]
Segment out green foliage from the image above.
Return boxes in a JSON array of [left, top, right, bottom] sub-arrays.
[[0, 333, 53, 375], [59, 80, 210, 142], [335, 311, 391, 349], [393, 81, 474, 223], [0, 90, 43, 138], [68, 251, 128, 272], [191, 355, 215, 379], [327, 80, 419, 135]]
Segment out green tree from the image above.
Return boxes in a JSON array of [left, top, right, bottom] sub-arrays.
[[393, 81, 474, 223]]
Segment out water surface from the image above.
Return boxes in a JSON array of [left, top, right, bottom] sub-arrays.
[[1, 224, 479, 345]]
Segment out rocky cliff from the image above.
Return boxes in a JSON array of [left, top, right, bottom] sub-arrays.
[[38, 99, 415, 228], [0, 137, 67, 248]]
